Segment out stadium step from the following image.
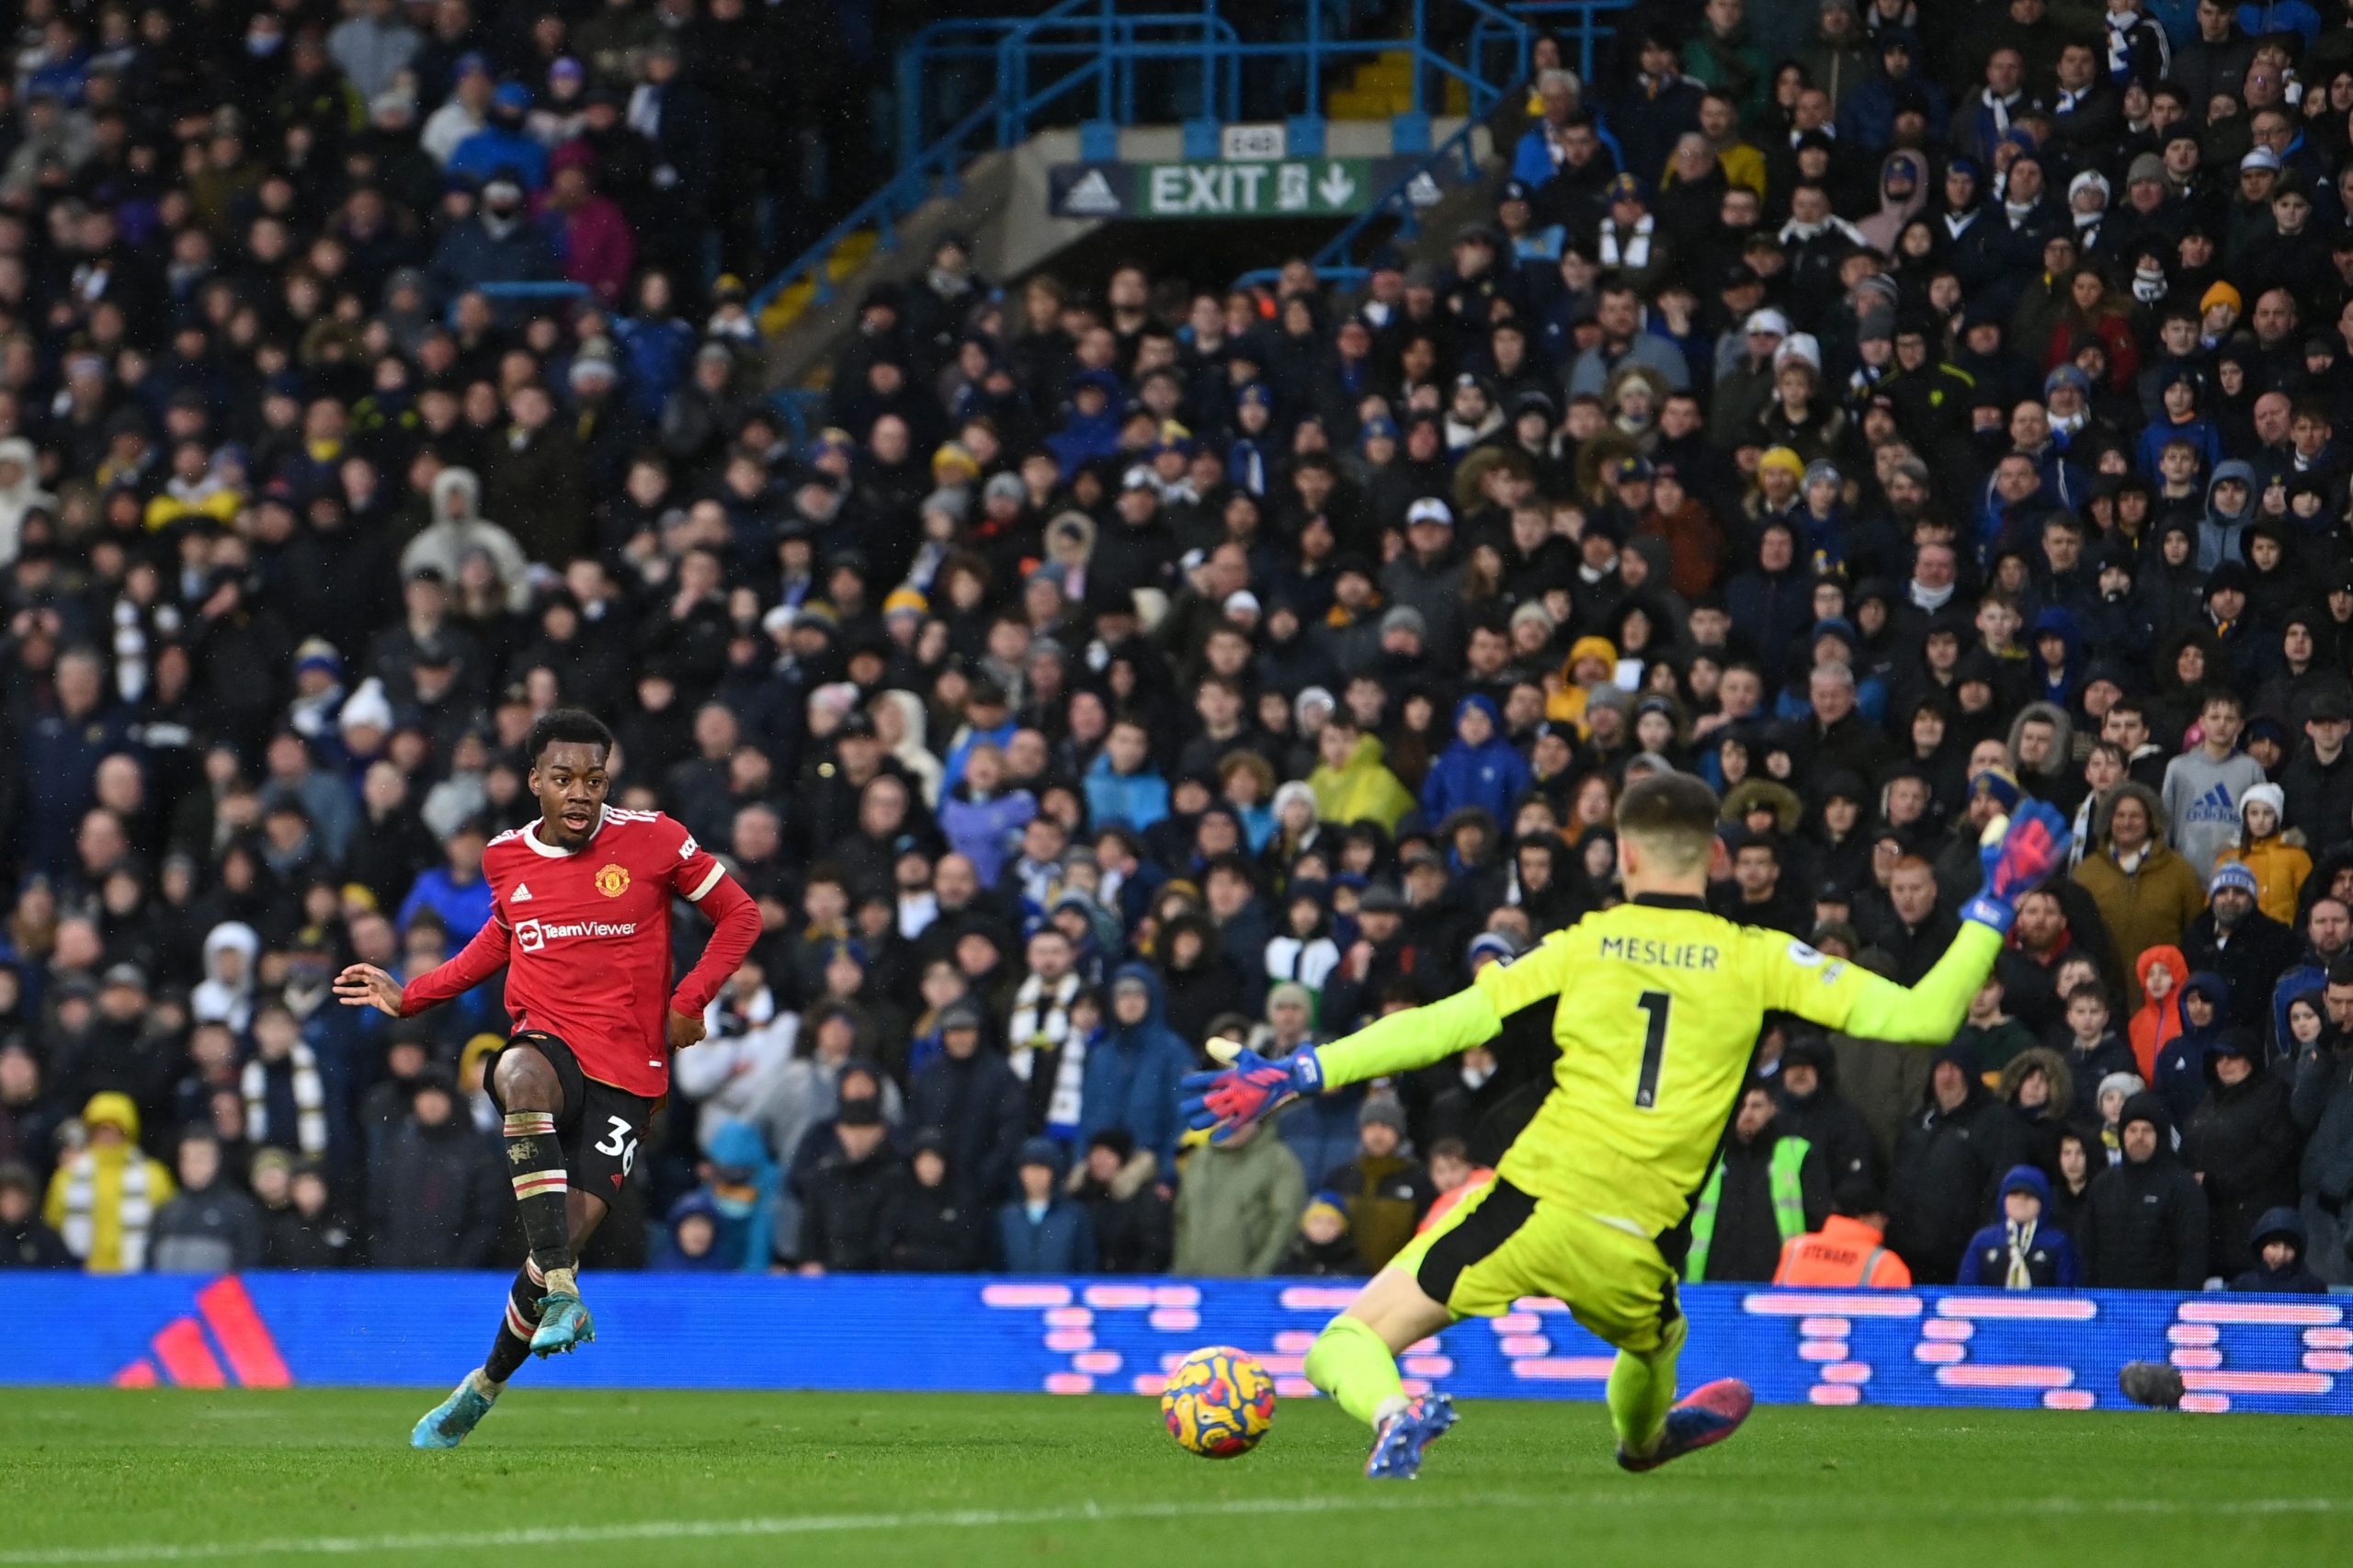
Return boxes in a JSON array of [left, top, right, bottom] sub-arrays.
[[758, 231, 881, 336], [1327, 48, 1468, 119]]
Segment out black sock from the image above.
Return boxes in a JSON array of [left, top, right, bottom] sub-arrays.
[[483, 1260, 548, 1383], [503, 1111, 574, 1279]]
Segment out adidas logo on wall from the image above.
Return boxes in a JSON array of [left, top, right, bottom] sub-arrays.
[[1061, 169, 1122, 217], [112, 1278, 292, 1388]]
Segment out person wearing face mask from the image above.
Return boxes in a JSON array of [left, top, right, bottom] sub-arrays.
[[426, 168, 560, 321]]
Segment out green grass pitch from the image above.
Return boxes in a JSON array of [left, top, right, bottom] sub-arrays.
[[1, 1390, 2346, 1566]]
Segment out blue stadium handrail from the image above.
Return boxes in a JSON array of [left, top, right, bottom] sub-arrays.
[[1469, 0, 1630, 88], [767, 387, 830, 449], [750, 0, 1554, 339], [460, 280, 593, 324], [1304, 110, 1490, 278], [747, 95, 1003, 322]]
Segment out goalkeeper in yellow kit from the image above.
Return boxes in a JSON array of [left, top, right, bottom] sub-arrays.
[[1180, 773, 2072, 1479]]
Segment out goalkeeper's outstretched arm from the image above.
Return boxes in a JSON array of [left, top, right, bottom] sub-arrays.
[[1312, 983, 1508, 1091]]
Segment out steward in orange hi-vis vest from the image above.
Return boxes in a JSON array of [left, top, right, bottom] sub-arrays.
[[1774, 1211, 1913, 1287]]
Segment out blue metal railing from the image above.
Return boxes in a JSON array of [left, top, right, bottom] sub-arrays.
[[463, 280, 593, 324], [1470, 0, 1627, 91], [896, 0, 1540, 160], [748, 95, 1001, 321], [1313, 112, 1485, 269], [748, 0, 1631, 448]]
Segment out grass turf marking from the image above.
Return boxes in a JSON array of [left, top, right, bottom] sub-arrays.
[[2, 1489, 2347, 1564]]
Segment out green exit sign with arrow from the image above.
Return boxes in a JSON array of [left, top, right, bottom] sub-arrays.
[[1049, 157, 1423, 220]]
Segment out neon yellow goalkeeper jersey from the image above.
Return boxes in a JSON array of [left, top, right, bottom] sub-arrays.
[[1313, 893, 2001, 1241]]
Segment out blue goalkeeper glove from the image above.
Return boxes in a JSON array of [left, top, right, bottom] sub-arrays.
[[1961, 801, 2073, 935], [1179, 1039, 1323, 1144]]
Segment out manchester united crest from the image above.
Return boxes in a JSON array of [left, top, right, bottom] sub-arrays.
[[594, 863, 631, 897]]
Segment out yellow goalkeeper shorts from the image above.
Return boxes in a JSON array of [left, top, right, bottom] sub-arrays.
[[1387, 1174, 1683, 1357]]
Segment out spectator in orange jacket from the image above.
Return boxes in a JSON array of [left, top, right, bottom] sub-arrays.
[[2130, 944, 2188, 1081], [1774, 1182, 1912, 1286]]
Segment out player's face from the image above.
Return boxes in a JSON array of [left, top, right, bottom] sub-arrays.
[[531, 741, 613, 847]]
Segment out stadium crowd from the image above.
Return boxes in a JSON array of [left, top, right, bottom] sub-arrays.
[[6, 0, 2353, 1300]]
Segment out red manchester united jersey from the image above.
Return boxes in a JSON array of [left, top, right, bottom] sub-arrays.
[[470, 807, 723, 1096]]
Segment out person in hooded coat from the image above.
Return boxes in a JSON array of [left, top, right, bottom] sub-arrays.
[[397, 467, 529, 610], [878, 1128, 983, 1271], [1857, 148, 1931, 256], [2152, 971, 2232, 1124], [0, 436, 57, 567], [2229, 1206, 2329, 1292], [1419, 694, 1533, 825], [1954, 1164, 2080, 1287], [1993, 1046, 2075, 1178], [1773, 1030, 1881, 1185], [2196, 457, 2258, 572], [1077, 962, 1195, 1182], [1887, 1043, 2014, 1281], [906, 997, 1028, 1208], [2078, 1090, 2209, 1288], [2183, 1031, 2301, 1277], [2072, 781, 2207, 990]]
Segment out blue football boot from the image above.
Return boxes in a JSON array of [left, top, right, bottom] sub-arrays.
[[530, 1267, 595, 1357], [1365, 1393, 1457, 1480], [411, 1372, 498, 1449]]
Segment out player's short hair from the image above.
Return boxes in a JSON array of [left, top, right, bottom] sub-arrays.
[[1614, 773, 1718, 874], [526, 707, 615, 766]]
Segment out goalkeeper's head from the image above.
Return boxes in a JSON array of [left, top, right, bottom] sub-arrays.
[[1615, 772, 1724, 893]]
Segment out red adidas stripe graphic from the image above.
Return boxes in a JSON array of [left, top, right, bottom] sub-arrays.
[[197, 1277, 291, 1387], [150, 1317, 225, 1387]]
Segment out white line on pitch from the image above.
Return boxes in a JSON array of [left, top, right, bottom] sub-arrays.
[[5, 1488, 2350, 1564]]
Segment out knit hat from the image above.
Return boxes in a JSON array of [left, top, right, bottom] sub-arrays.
[[1267, 981, 1313, 1017], [1969, 766, 2022, 812], [2209, 860, 2259, 897], [1381, 605, 1428, 640], [2127, 152, 2166, 186], [2097, 1071, 2145, 1106], [2201, 281, 2243, 314], [1467, 930, 1522, 966], [1758, 446, 1807, 483], [2242, 782, 2285, 821], [1358, 1097, 1407, 1133], [882, 586, 928, 618], [1302, 1192, 1350, 1232]]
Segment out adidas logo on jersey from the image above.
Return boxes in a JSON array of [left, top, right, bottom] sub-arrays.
[[2181, 783, 2241, 827], [512, 884, 533, 902]]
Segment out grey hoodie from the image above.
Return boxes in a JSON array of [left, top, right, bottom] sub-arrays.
[[2195, 459, 2256, 574], [2162, 740, 2267, 879]]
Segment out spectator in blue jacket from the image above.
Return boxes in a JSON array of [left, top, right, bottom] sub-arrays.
[[395, 819, 494, 943], [996, 1138, 1097, 1272], [1957, 1165, 2081, 1287], [1079, 964, 1195, 1180], [445, 84, 551, 193], [937, 743, 1035, 888], [1084, 716, 1171, 835], [1419, 695, 1531, 825]]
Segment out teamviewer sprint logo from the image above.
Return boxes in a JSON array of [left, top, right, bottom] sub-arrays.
[[515, 917, 639, 952]]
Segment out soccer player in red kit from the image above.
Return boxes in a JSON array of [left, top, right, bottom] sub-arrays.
[[335, 709, 760, 1448]]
